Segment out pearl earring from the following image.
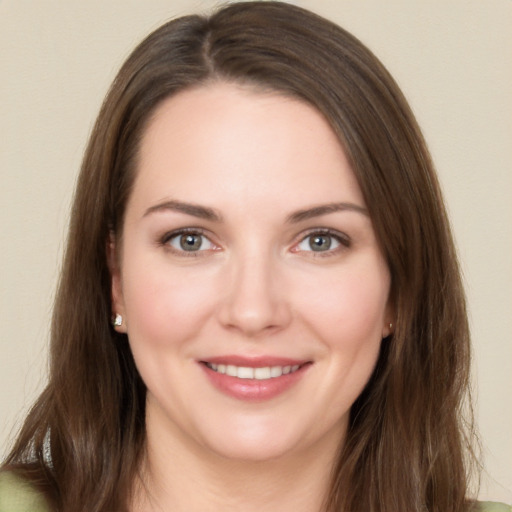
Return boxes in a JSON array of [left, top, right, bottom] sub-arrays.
[[112, 314, 123, 327]]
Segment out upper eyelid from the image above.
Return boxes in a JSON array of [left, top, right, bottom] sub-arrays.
[[158, 226, 351, 250], [160, 228, 217, 248], [295, 227, 351, 244], [161, 227, 209, 241]]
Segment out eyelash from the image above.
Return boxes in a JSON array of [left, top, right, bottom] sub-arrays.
[[159, 228, 351, 257], [293, 228, 351, 257], [160, 228, 217, 257]]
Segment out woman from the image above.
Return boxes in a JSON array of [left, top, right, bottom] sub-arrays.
[[0, 2, 509, 511]]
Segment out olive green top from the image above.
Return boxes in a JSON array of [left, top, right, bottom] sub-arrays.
[[0, 471, 510, 512], [0, 472, 50, 512]]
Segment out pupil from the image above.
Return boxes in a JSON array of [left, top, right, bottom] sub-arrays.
[[310, 235, 331, 251], [180, 234, 201, 251]]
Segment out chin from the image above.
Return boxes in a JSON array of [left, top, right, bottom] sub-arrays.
[[196, 418, 307, 462], [205, 438, 298, 463]]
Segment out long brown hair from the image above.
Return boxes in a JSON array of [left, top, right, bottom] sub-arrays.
[[2, 2, 477, 510]]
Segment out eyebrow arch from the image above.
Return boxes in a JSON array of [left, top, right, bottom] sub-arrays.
[[143, 199, 223, 222], [286, 202, 369, 223]]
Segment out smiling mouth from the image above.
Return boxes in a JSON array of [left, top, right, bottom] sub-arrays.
[[203, 362, 307, 380], [199, 359, 312, 400]]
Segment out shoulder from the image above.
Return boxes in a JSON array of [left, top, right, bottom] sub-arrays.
[[476, 502, 512, 512], [0, 471, 51, 512]]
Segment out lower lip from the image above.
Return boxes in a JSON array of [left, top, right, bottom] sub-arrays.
[[199, 363, 311, 402]]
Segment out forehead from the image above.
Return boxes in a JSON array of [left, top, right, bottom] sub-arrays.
[[130, 82, 365, 215]]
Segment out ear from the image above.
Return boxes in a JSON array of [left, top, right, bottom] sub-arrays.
[[381, 320, 394, 339], [107, 231, 127, 333], [381, 299, 396, 339]]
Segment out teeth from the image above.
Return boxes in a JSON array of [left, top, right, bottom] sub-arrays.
[[205, 362, 302, 380], [270, 366, 282, 378], [237, 367, 254, 379], [254, 367, 270, 380], [226, 365, 237, 377]]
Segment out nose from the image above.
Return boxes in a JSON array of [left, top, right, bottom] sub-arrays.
[[217, 252, 292, 338]]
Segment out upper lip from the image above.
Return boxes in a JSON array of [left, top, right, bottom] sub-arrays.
[[199, 355, 310, 367]]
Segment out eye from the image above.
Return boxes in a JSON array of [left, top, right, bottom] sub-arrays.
[[294, 230, 349, 254], [164, 230, 216, 253]]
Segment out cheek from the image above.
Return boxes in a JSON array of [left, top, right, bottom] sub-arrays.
[[121, 257, 219, 349], [300, 262, 389, 411], [296, 261, 390, 345]]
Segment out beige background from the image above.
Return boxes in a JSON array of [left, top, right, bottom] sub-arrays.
[[1, 0, 510, 503]]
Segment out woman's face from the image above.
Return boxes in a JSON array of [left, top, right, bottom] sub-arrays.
[[111, 83, 392, 461]]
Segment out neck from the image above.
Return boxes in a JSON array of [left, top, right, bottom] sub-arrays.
[[131, 407, 343, 512]]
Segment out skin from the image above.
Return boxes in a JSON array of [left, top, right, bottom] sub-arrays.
[[110, 82, 393, 511]]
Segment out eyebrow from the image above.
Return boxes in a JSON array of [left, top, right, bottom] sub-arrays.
[[143, 199, 368, 224], [143, 199, 223, 222], [286, 202, 369, 223]]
